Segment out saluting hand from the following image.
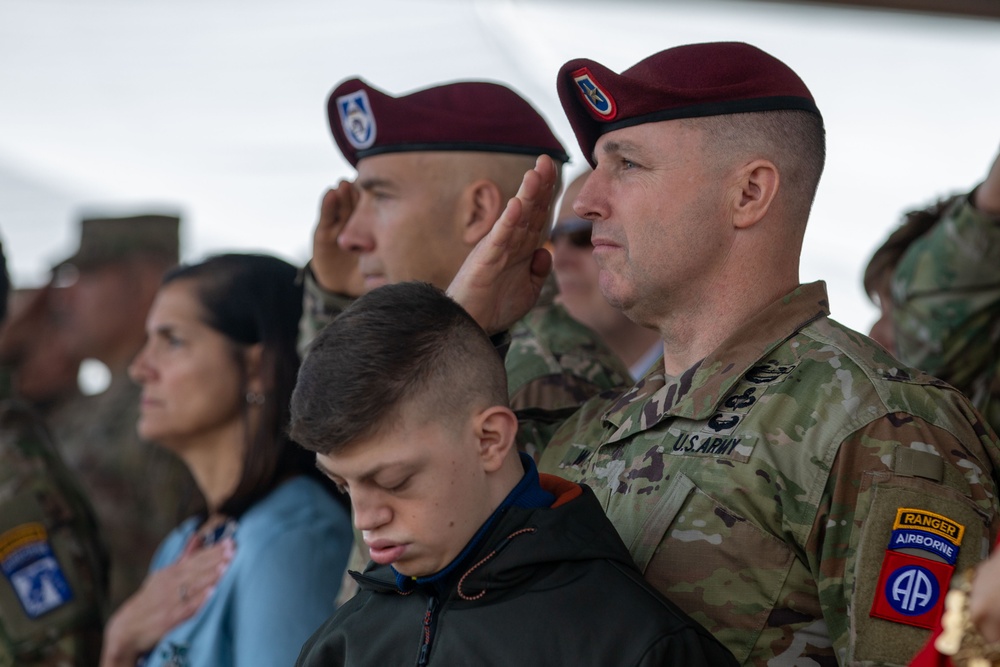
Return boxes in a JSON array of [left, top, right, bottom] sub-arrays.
[[447, 154, 558, 334], [311, 181, 365, 297]]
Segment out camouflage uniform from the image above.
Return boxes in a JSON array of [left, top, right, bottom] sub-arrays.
[[0, 372, 108, 667], [507, 302, 631, 459], [889, 193, 1000, 438], [51, 373, 198, 609], [536, 282, 1000, 666]]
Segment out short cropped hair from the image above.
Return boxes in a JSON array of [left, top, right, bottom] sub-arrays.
[[290, 282, 509, 455], [689, 110, 826, 222]]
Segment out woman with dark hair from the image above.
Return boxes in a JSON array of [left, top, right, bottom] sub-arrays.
[[99, 254, 352, 667]]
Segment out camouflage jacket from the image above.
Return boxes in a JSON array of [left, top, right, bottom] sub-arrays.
[[49, 373, 198, 608], [0, 375, 108, 667], [536, 282, 1000, 667], [891, 193, 1000, 438], [300, 268, 629, 454]]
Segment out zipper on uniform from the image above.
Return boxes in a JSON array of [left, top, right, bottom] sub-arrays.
[[415, 595, 439, 666]]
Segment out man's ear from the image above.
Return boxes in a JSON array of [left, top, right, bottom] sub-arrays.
[[731, 159, 779, 230], [474, 405, 519, 473], [459, 179, 505, 246]]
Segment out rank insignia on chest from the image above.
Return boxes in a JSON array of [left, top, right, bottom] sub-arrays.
[[0, 522, 74, 618], [869, 508, 963, 629]]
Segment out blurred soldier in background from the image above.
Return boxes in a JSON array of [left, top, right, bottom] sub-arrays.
[[865, 144, 1000, 436], [0, 285, 83, 419], [549, 168, 661, 381], [48, 214, 198, 608], [0, 235, 109, 666]]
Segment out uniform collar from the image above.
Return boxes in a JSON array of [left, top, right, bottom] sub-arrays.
[[601, 282, 830, 443]]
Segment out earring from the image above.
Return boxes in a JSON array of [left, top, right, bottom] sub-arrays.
[[245, 392, 265, 405]]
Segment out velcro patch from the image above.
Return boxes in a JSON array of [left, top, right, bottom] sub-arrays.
[[893, 508, 963, 545], [0, 523, 74, 618], [888, 529, 959, 565], [870, 550, 953, 630]]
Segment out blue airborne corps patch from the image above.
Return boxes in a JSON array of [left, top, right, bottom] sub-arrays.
[[337, 89, 377, 150], [0, 522, 74, 618]]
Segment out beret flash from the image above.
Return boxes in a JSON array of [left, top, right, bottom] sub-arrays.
[[328, 78, 569, 167], [557, 42, 821, 166]]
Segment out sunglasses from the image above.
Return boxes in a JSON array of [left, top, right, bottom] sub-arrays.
[[550, 218, 593, 248]]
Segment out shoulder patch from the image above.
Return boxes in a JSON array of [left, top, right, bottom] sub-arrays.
[[870, 550, 953, 629], [571, 67, 617, 119], [893, 508, 964, 545], [0, 523, 74, 618], [337, 89, 377, 150]]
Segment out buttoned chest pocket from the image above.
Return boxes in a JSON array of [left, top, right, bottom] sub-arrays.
[[622, 472, 796, 664]]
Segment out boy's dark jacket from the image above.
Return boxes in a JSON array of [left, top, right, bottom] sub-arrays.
[[295, 475, 737, 667]]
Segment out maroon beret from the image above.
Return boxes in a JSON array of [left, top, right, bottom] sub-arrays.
[[557, 42, 821, 166], [328, 78, 569, 167]]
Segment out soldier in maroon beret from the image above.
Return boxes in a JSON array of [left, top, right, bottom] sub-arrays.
[[300, 77, 634, 600], [300, 77, 630, 416], [449, 42, 1000, 666]]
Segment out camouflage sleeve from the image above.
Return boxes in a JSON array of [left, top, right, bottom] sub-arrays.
[[810, 407, 998, 666], [0, 402, 108, 667], [506, 304, 631, 459], [298, 264, 357, 356], [891, 194, 1000, 433]]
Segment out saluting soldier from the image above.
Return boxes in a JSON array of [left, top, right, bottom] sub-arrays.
[[447, 42, 1000, 666], [301, 78, 631, 429]]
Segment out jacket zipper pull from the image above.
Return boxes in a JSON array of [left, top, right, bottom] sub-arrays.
[[416, 595, 439, 666]]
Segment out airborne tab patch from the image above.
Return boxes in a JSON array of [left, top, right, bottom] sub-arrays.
[[893, 508, 964, 545], [888, 529, 959, 565], [0, 523, 74, 618], [870, 550, 953, 629]]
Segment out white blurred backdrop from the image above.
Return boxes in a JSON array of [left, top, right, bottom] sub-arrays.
[[1, 0, 998, 333]]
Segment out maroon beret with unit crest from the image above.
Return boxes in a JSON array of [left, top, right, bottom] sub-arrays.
[[327, 78, 569, 167], [557, 42, 821, 166]]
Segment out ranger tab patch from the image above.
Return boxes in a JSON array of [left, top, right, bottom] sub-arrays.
[[893, 508, 964, 545], [337, 89, 377, 150], [571, 67, 617, 119], [0, 522, 74, 618], [870, 550, 953, 630]]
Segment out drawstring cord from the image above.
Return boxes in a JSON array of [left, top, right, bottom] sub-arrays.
[[456, 527, 537, 601]]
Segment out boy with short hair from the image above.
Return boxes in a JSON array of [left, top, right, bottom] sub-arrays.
[[289, 281, 735, 667]]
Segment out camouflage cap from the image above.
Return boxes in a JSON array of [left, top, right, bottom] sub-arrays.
[[56, 214, 180, 271]]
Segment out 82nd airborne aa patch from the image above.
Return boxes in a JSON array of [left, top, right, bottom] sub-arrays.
[[571, 67, 617, 120], [870, 508, 963, 629]]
